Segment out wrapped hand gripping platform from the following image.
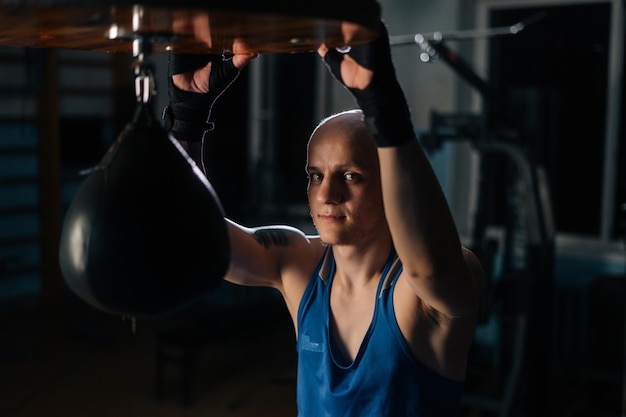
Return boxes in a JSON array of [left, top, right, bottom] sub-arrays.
[[58, 104, 230, 317]]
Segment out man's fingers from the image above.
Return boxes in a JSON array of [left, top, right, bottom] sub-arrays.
[[317, 43, 329, 58], [233, 53, 258, 70], [231, 37, 259, 69], [172, 64, 210, 94], [191, 64, 212, 93]]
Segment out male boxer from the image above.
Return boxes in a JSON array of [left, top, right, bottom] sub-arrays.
[[164, 20, 484, 417]]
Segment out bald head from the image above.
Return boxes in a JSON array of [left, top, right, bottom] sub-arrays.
[[310, 109, 370, 142], [307, 110, 377, 160]]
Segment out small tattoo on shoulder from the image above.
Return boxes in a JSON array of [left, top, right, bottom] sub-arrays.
[[254, 229, 290, 248]]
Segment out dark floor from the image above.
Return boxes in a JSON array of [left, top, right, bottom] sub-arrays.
[[0, 294, 299, 417], [1, 291, 624, 417]]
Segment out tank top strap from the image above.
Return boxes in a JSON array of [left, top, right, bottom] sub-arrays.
[[317, 246, 334, 284], [377, 250, 402, 299]]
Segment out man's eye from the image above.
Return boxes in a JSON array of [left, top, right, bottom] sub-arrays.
[[309, 173, 322, 182], [345, 172, 360, 181]]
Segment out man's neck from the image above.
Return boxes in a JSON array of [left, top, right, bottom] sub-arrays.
[[330, 239, 393, 288]]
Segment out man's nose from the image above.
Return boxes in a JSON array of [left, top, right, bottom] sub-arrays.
[[317, 176, 343, 204]]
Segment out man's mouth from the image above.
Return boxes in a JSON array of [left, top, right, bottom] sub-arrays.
[[317, 213, 346, 222]]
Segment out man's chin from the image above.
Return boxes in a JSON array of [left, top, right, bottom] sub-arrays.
[[317, 233, 336, 246], [314, 224, 350, 246], [318, 234, 347, 247]]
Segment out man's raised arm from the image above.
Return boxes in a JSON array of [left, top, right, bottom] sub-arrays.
[[319, 21, 483, 317]]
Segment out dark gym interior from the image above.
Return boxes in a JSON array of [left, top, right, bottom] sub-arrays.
[[1, 1, 625, 417]]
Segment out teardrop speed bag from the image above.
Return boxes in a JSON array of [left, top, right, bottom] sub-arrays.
[[59, 104, 230, 317]]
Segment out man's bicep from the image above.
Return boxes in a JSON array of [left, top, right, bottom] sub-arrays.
[[251, 227, 292, 249], [224, 220, 311, 288]]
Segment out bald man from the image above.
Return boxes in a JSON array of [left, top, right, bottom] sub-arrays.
[[164, 21, 483, 417]]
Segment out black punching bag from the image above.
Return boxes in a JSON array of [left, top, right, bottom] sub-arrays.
[[59, 103, 230, 317]]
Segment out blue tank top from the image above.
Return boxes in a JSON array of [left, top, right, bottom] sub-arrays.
[[296, 247, 464, 417]]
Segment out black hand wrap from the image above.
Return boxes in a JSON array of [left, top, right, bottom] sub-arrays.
[[163, 54, 241, 142], [322, 22, 417, 147]]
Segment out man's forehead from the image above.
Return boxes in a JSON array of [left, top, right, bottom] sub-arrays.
[[307, 134, 377, 170]]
